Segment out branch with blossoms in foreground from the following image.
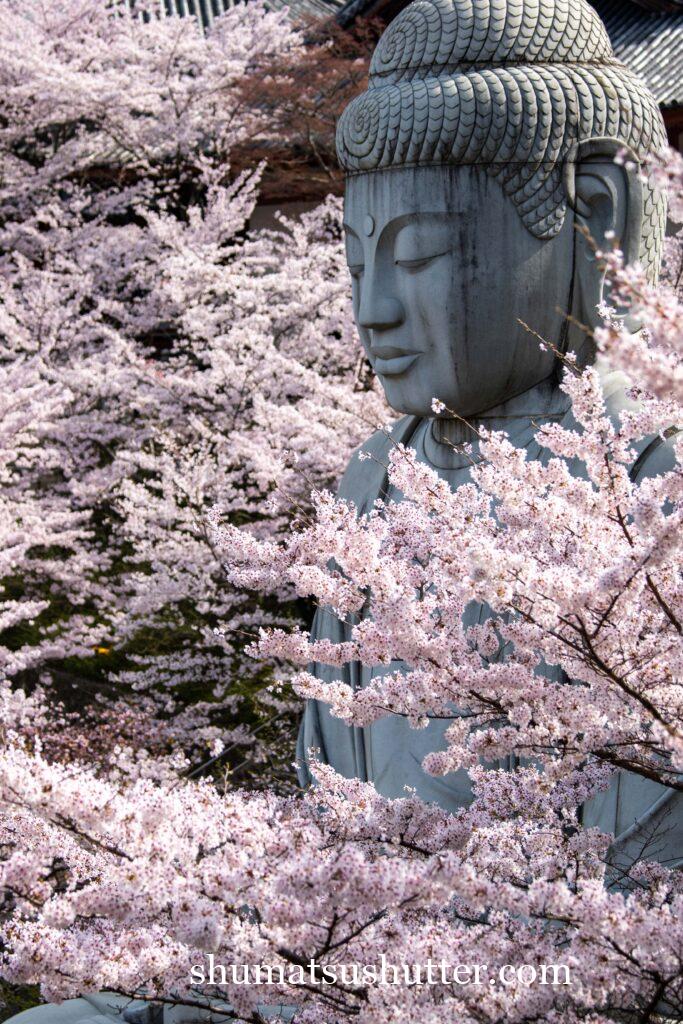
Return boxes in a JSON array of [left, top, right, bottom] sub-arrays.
[[223, 149, 683, 801], [224, 353, 683, 796], [0, 682, 681, 1023], [213, 150, 683, 1019]]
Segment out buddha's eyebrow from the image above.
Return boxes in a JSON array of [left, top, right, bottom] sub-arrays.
[[394, 212, 454, 230], [344, 211, 451, 243]]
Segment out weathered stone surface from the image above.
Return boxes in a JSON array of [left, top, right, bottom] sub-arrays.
[[299, 0, 680, 871], [10, 2, 678, 1023]]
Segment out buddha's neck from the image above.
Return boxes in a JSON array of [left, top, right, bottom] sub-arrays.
[[427, 376, 570, 463]]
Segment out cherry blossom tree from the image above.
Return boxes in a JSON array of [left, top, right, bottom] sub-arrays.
[[0, 1, 682, 1020], [0, 0, 385, 780], [231, 14, 379, 203], [0, 151, 680, 1022]]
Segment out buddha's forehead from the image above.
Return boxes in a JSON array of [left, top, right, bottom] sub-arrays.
[[344, 165, 512, 239]]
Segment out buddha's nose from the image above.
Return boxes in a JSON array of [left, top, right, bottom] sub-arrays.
[[358, 292, 405, 331]]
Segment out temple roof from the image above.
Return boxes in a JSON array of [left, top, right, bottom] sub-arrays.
[[149, 0, 345, 24], [592, 0, 683, 106]]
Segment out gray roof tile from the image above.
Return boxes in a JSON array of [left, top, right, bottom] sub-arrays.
[[158, 0, 342, 24], [591, 0, 683, 107]]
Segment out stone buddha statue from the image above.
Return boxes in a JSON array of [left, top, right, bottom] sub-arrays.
[[8, 2, 679, 1023], [297, 0, 683, 871]]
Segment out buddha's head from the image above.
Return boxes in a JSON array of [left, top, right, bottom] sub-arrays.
[[337, 0, 667, 418]]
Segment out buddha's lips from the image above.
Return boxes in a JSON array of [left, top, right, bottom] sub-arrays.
[[370, 346, 422, 376]]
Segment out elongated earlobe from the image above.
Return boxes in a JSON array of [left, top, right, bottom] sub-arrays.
[[565, 141, 644, 333]]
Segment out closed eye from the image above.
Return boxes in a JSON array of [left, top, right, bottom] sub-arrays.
[[396, 250, 450, 270], [347, 263, 364, 278]]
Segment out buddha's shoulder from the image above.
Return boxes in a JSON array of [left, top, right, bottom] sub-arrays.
[[337, 415, 420, 511], [630, 427, 679, 483], [600, 371, 679, 483]]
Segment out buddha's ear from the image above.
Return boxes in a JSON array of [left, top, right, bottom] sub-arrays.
[[563, 139, 644, 330]]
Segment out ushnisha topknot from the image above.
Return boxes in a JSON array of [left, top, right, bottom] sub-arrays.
[[337, 0, 667, 270]]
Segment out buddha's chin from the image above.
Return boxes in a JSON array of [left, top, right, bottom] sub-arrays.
[[379, 385, 448, 418], [377, 376, 458, 418]]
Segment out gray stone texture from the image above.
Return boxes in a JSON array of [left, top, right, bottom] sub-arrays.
[[299, 0, 681, 874]]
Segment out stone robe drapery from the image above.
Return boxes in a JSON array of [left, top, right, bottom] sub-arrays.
[[296, 379, 683, 875]]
